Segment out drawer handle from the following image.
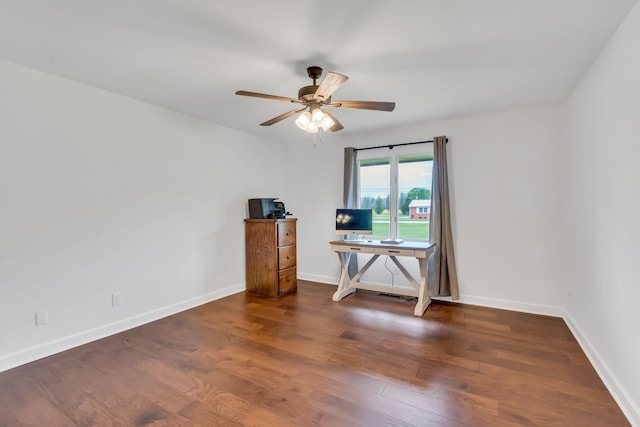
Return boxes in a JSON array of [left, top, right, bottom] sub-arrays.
[[350, 247, 361, 251], [388, 250, 400, 254]]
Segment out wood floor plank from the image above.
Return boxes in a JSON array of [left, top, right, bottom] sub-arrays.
[[0, 281, 630, 426]]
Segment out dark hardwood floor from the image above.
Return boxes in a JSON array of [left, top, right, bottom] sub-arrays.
[[0, 281, 630, 426]]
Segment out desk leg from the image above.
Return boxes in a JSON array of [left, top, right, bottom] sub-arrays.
[[414, 257, 431, 317], [332, 252, 357, 301]]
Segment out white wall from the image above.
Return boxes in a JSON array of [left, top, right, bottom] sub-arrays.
[[563, 2, 640, 424], [286, 104, 566, 315], [0, 60, 285, 371]]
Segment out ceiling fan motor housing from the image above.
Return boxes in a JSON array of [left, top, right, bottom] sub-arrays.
[[298, 85, 331, 103], [299, 66, 329, 101]]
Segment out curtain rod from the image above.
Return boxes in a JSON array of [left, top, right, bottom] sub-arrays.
[[353, 138, 448, 152]]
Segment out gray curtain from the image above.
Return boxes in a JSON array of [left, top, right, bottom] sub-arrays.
[[343, 147, 359, 277], [428, 136, 460, 299]]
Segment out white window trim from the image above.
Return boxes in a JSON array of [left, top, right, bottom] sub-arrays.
[[357, 144, 434, 241]]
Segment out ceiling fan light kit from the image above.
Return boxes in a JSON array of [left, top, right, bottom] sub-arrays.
[[295, 111, 315, 132], [236, 66, 395, 134], [294, 107, 332, 132]]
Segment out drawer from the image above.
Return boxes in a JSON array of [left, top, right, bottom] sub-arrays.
[[374, 247, 416, 257], [279, 267, 297, 294], [278, 245, 297, 270], [277, 221, 296, 246], [330, 244, 416, 257]]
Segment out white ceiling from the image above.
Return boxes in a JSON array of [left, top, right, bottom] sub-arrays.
[[0, 0, 637, 144]]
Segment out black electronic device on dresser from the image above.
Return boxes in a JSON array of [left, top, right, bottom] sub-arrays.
[[248, 198, 291, 219]]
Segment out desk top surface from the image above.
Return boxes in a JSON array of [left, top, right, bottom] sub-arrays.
[[329, 239, 435, 252]]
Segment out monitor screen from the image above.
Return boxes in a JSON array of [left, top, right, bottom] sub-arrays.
[[336, 209, 373, 235]]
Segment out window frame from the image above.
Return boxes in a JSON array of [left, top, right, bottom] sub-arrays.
[[357, 144, 434, 242]]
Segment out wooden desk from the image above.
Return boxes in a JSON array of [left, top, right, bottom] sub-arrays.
[[329, 240, 436, 316]]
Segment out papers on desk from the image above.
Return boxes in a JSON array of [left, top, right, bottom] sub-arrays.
[[381, 238, 404, 244]]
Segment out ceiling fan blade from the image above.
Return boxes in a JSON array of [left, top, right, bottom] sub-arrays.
[[236, 90, 301, 103], [327, 100, 395, 112], [314, 72, 349, 100], [322, 110, 344, 132], [260, 107, 307, 126]]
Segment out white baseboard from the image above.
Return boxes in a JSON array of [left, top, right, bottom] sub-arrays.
[[435, 293, 566, 318], [298, 272, 339, 285], [301, 274, 566, 317], [563, 312, 639, 427], [0, 282, 246, 373]]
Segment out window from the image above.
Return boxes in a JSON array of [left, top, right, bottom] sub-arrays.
[[358, 146, 433, 241]]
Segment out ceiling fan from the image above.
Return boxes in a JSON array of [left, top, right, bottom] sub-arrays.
[[235, 66, 395, 133]]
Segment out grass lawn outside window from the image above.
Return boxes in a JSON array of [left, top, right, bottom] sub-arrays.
[[372, 214, 429, 241]]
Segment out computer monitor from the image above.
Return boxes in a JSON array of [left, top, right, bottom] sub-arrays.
[[335, 209, 373, 235]]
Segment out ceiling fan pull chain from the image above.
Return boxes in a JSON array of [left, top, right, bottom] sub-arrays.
[[313, 128, 323, 148]]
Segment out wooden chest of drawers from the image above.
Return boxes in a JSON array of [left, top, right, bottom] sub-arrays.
[[244, 218, 297, 296]]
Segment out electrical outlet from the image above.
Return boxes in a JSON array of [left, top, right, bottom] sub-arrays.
[[112, 293, 122, 307], [35, 310, 49, 326]]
